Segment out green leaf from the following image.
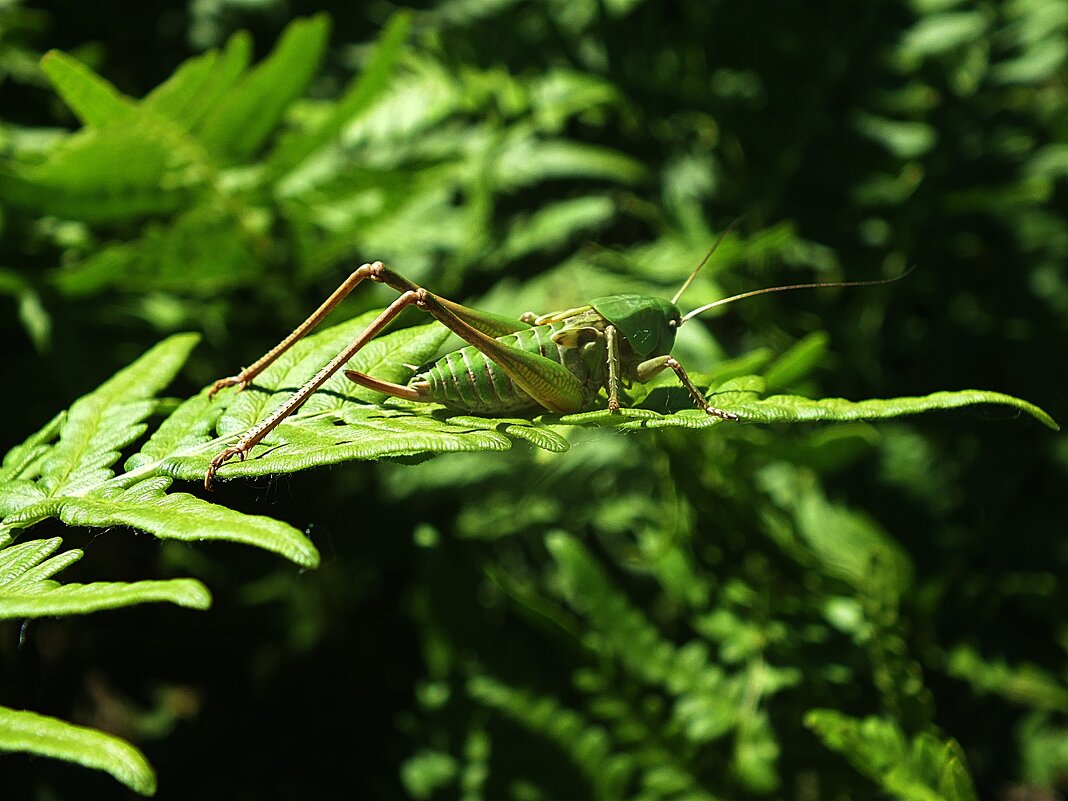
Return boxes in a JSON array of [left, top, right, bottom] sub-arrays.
[[0, 536, 74, 585], [0, 410, 63, 484], [401, 749, 459, 799], [270, 11, 411, 176], [0, 530, 211, 620], [0, 577, 211, 619], [492, 195, 616, 264], [727, 388, 1059, 430], [0, 267, 51, 351], [757, 463, 912, 599], [0, 121, 201, 221], [492, 134, 648, 189], [198, 14, 331, 161], [805, 710, 979, 801], [853, 112, 938, 159], [468, 674, 635, 798], [946, 646, 1068, 713], [39, 49, 137, 126], [545, 531, 798, 758], [899, 12, 988, 59], [762, 332, 829, 390], [52, 204, 260, 298], [4, 482, 319, 568], [39, 334, 201, 496], [144, 31, 252, 131], [1, 334, 319, 567], [561, 380, 1058, 431], [0, 705, 156, 795]]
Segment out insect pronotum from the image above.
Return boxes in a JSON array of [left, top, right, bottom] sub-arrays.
[[203, 229, 907, 489]]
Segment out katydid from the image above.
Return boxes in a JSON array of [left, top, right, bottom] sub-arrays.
[[203, 239, 906, 489]]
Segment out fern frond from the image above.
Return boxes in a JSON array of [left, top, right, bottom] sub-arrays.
[[0, 706, 156, 796], [946, 646, 1068, 713], [197, 14, 331, 160], [39, 334, 198, 495], [269, 11, 411, 177], [0, 333, 318, 566], [805, 710, 979, 801], [468, 674, 635, 800], [756, 462, 912, 599], [39, 49, 137, 126], [546, 532, 746, 744], [0, 120, 200, 221], [0, 578, 211, 619], [143, 31, 251, 131], [0, 535, 211, 618], [469, 673, 727, 801], [561, 374, 1058, 430]]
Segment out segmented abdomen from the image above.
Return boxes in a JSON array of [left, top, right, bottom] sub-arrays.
[[411, 323, 602, 414]]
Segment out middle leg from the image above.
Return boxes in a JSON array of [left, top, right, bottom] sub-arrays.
[[635, 355, 738, 420]]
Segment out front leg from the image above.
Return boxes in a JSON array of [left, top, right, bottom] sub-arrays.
[[635, 355, 738, 420]]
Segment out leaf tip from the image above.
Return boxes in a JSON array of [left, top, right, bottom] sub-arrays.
[[40, 48, 63, 66], [176, 579, 213, 610], [292, 539, 321, 570]]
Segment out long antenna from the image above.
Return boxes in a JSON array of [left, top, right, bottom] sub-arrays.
[[680, 267, 916, 324], [671, 217, 744, 305]]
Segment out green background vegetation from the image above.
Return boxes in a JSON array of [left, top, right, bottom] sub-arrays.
[[0, 0, 1066, 798]]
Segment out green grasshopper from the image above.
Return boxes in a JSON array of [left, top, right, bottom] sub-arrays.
[[204, 237, 903, 489]]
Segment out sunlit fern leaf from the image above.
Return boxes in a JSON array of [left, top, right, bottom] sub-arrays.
[[0, 120, 201, 221], [805, 710, 979, 801], [197, 14, 331, 161], [0, 706, 156, 796], [269, 11, 412, 177], [0, 577, 211, 619], [39, 49, 137, 126], [0, 535, 209, 625], [2, 480, 319, 567], [0, 537, 76, 585], [143, 31, 252, 132], [0, 333, 317, 565], [561, 375, 1058, 430], [37, 334, 201, 496], [0, 411, 63, 485]]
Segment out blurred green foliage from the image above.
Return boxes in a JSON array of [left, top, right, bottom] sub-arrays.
[[0, 0, 1066, 798]]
